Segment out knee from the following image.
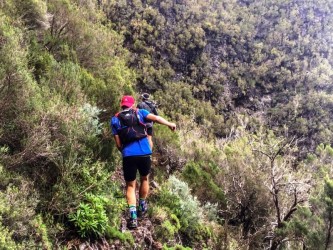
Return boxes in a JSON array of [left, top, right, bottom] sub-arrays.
[[141, 175, 149, 182], [126, 181, 136, 189]]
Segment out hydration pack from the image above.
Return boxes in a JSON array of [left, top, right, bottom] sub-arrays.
[[138, 101, 158, 115], [116, 108, 147, 145]]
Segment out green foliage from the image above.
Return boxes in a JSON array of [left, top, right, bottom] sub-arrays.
[[0, 166, 45, 248], [80, 103, 103, 136], [69, 193, 109, 237], [162, 244, 192, 250], [0, 1, 135, 247], [154, 82, 224, 138], [0, 12, 41, 135], [0, 222, 23, 250], [104, 182, 128, 228], [182, 161, 225, 205], [154, 119, 179, 146], [68, 190, 128, 240], [105, 226, 134, 246], [43, 0, 136, 112], [0, 183, 38, 241], [2, 0, 333, 248], [2, 0, 50, 30], [152, 207, 181, 243], [151, 175, 222, 248], [153, 118, 180, 161], [33, 214, 52, 250], [167, 175, 203, 225], [281, 175, 333, 250], [49, 157, 110, 214]]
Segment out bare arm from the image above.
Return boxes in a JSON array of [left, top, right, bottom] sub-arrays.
[[114, 135, 122, 151], [146, 114, 176, 131]]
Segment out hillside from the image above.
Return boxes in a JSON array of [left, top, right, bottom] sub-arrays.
[[1, 0, 333, 249]]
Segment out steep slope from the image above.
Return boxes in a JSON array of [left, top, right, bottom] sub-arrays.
[[1, 0, 333, 249], [104, 0, 333, 152]]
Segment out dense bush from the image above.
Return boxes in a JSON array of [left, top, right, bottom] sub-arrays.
[[0, 165, 45, 248], [1, 0, 333, 248], [151, 175, 225, 249], [69, 193, 110, 237], [182, 161, 225, 205], [0, 0, 136, 247]]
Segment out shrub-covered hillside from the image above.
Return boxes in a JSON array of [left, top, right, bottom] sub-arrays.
[[1, 0, 333, 249], [105, 0, 333, 152]]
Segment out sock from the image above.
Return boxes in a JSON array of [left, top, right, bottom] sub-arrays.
[[129, 205, 137, 219], [139, 198, 146, 211]]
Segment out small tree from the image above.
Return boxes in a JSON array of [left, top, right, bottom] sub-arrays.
[[221, 128, 312, 249], [250, 131, 312, 250]]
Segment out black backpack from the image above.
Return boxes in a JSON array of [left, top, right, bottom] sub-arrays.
[[116, 108, 147, 145], [138, 101, 158, 115]]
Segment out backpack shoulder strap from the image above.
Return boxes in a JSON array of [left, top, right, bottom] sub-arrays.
[[145, 101, 158, 115], [134, 108, 146, 126]]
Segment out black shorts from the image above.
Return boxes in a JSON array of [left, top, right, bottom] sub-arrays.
[[123, 156, 151, 182], [147, 127, 153, 136]]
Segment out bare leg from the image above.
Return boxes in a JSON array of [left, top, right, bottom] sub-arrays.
[[139, 175, 149, 199], [126, 180, 137, 205]]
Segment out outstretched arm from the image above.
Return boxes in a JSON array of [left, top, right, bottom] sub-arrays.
[[146, 114, 176, 131]]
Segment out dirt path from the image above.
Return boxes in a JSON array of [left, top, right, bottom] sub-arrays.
[[110, 159, 163, 250]]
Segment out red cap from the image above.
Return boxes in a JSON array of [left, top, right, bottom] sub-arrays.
[[120, 95, 135, 108]]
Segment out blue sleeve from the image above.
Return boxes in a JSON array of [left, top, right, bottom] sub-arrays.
[[138, 109, 150, 121], [110, 116, 120, 135]]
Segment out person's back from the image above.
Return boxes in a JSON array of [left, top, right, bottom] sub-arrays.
[[137, 93, 158, 149], [137, 93, 158, 116], [111, 107, 152, 158], [111, 95, 176, 229]]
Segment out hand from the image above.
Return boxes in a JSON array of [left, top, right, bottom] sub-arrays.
[[169, 123, 176, 131]]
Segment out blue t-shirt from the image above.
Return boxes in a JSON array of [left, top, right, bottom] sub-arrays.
[[111, 109, 152, 157]]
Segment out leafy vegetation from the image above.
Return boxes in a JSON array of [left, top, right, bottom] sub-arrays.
[[1, 0, 333, 249]]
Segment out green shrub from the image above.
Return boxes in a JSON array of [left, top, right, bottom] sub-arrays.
[[182, 161, 225, 205], [151, 176, 221, 248], [80, 103, 103, 135], [0, 167, 46, 248], [0, 14, 40, 143], [0, 183, 39, 241], [68, 184, 128, 240], [33, 214, 52, 250], [159, 218, 180, 240], [167, 175, 203, 225], [105, 226, 134, 246], [68, 193, 109, 237], [153, 121, 180, 162], [49, 158, 110, 215], [162, 245, 192, 250], [0, 222, 23, 250], [151, 206, 181, 243], [44, 0, 136, 112], [11, 0, 49, 30], [154, 120, 180, 148], [104, 182, 128, 228]]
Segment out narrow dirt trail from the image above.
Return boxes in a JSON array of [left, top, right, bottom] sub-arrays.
[[70, 155, 165, 249], [109, 157, 164, 250]]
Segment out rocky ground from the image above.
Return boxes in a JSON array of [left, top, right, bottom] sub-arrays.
[[68, 157, 165, 250]]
